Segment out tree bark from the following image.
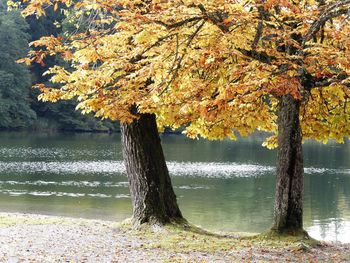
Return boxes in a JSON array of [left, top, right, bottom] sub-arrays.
[[121, 113, 183, 226], [272, 95, 304, 233]]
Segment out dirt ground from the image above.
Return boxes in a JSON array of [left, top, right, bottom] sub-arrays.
[[0, 213, 349, 262]]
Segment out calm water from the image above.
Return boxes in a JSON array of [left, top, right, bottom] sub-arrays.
[[0, 132, 349, 243]]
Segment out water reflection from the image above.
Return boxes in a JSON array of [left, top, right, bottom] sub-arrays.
[[0, 132, 349, 243]]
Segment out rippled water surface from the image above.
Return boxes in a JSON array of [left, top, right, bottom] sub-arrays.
[[0, 132, 349, 242]]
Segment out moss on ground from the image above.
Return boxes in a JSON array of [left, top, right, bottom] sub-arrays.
[[0, 213, 104, 228], [117, 219, 321, 255], [255, 229, 320, 247], [0, 214, 61, 228]]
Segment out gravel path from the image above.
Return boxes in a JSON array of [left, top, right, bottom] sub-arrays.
[[0, 213, 122, 262], [0, 213, 350, 262]]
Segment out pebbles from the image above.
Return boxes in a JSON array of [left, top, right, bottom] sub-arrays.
[[0, 213, 349, 262], [0, 213, 120, 262]]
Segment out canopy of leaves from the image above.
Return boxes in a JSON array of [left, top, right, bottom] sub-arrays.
[[21, 0, 350, 145]]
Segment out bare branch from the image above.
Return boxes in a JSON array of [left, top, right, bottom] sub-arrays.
[[302, 0, 350, 46]]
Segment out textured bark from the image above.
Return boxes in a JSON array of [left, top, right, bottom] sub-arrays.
[[272, 95, 304, 233], [121, 113, 183, 226]]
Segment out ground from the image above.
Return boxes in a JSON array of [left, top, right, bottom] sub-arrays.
[[0, 213, 349, 262]]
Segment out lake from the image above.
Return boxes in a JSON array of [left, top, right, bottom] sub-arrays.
[[0, 132, 349, 243]]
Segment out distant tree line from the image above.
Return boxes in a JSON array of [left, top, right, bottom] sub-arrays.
[[0, 2, 119, 132]]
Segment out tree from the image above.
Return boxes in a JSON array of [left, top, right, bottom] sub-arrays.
[[21, 0, 350, 234], [20, 0, 184, 226], [0, 1, 36, 129]]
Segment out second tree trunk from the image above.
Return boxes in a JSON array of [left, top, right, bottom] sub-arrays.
[[272, 95, 304, 233]]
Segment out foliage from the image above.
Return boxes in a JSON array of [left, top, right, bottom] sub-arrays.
[[24, 6, 119, 132], [0, 2, 36, 129], [20, 0, 350, 145]]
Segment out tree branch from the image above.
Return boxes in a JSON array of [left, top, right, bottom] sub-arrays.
[[236, 48, 275, 64], [302, 0, 350, 47], [314, 74, 350, 88], [154, 16, 203, 29], [194, 4, 230, 33], [159, 21, 206, 96]]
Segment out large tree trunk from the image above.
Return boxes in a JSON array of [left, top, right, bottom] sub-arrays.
[[272, 95, 304, 233], [121, 113, 183, 226]]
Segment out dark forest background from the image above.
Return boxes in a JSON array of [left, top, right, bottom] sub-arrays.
[[0, 3, 119, 132]]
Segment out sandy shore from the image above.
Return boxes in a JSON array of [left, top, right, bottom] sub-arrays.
[[0, 212, 350, 262]]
